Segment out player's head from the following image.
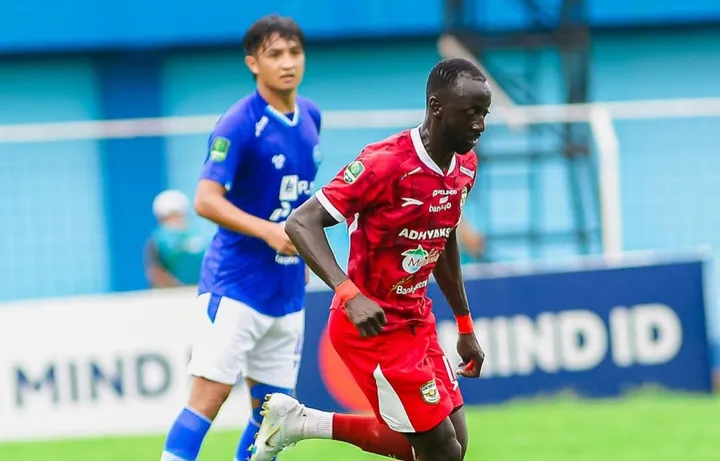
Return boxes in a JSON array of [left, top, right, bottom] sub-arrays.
[[153, 189, 189, 229], [425, 58, 491, 154], [243, 15, 306, 94]]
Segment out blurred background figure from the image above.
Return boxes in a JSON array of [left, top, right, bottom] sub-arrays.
[[144, 189, 206, 288], [458, 219, 486, 263]]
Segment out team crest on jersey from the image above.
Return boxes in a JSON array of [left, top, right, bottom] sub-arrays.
[[210, 137, 230, 162], [343, 161, 365, 184], [421, 380, 440, 404]]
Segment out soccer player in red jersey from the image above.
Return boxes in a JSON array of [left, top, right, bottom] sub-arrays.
[[251, 58, 490, 461]]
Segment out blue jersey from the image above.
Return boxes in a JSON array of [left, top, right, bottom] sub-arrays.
[[198, 91, 321, 317]]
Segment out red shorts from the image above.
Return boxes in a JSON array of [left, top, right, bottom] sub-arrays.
[[328, 308, 463, 433]]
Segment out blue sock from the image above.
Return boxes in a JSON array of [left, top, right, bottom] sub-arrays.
[[235, 384, 292, 461], [161, 407, 212, 461]]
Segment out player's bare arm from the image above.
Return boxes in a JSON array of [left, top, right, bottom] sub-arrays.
[[285, 197, 386, 337], [195, 179, 296, 255], [143, 239, 181, 288], [433, 228, 485, 377]]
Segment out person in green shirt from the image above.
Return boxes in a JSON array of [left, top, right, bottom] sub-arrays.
[[144, 190, 207, 288], [458, 219, 486, 264]]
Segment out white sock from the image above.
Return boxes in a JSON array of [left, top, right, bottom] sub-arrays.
[[300, 407, 333, 440]]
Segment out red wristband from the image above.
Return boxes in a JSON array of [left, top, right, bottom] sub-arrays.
[[335, 279, 361, 304], [456, 314, 474, 334]]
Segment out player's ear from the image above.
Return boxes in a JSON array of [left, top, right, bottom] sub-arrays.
[[245, 55, 260, 76], [428, 95, 443, 117]]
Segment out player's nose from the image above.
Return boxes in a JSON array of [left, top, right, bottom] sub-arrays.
[[472, 120, 485, 134]]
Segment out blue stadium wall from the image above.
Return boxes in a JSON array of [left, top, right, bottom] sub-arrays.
[[1, 1, 720, 343]]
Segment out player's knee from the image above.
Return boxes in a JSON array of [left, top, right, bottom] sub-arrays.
[[438, 436, 463, 461], [187, 376, 233, 420]]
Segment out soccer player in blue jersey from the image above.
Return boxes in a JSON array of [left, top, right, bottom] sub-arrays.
[[160, 15, 322, 461]]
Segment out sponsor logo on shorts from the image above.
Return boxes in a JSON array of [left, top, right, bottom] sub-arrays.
[[421, 380, 441, 404], [399, 228, 452, 241], [343, 161, 365, 184]]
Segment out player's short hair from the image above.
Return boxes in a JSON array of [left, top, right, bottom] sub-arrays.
[[426, 58, 486, 100], [243, 15, 306, 56]]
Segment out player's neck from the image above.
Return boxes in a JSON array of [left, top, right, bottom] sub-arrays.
[[419, 123, 454, 171], [257, 83, 297, 114]]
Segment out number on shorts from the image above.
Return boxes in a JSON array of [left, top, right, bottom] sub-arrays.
[[442, 355, 459, 390]]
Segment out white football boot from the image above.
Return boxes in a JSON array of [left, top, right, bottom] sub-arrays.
[[250, 393, 308, 461]]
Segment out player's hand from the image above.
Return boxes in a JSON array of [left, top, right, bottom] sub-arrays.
[[264, 222, 297, 256], [456, 332, 485, 378], [345, 294, 386, 338]]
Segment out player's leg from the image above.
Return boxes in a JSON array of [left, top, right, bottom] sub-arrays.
[[252, 394, 416, 461], [235, 378, 292, 461], [251, 309, 416, 461], [417, 327, 469, 460], [239, 309, 305, 461], [161, 294, 263, 461], [449, 407, 469, 459]]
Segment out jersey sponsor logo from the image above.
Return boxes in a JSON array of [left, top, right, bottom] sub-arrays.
[[272, 154, 286, 169], [209, 137, 230, 162], [430, 189, 457, 212], [460, 187, 468, 210], [429, 202, 452, 213], [279, 175, 314, 202], [432, 189, 458, 197], [401, 245, 442, 274], [401, 197, 423, 207], [401, 246, 429, 274], [343, 161, 365, 184], [275, 254, 300, 265], [399, 228, 452, 241], [460, 166, 475, 179], [396, 279, 428, 295], [420, 379, 441, 404]]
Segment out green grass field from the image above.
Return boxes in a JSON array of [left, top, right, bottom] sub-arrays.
[[2, 392, 719, 461]]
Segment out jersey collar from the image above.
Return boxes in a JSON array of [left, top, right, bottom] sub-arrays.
[[410, 126, 457, 176], [254, 90, 300, 127], [265, 104, 300, 127]]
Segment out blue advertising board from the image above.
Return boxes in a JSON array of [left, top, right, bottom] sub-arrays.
[[296, 255, 712, 413]]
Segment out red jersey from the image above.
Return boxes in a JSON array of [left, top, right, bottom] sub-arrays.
[[316, 127, 478, 329]]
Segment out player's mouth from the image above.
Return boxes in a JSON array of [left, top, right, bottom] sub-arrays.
[[280, 74, 296, 83], [468, 134, 480, 146]]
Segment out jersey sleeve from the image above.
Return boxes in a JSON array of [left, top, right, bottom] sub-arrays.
[[314, 152, 388, 222], [199, 111, 254, 188], [301, 97, 322, 134], [308, 104, 322, 134]]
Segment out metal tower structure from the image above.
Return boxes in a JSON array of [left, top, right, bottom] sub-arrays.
[[443, 0, 600, 261]]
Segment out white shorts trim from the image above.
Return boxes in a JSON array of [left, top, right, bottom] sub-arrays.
[[187, 293, 305, 388], [373, 365, 415, 433]]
